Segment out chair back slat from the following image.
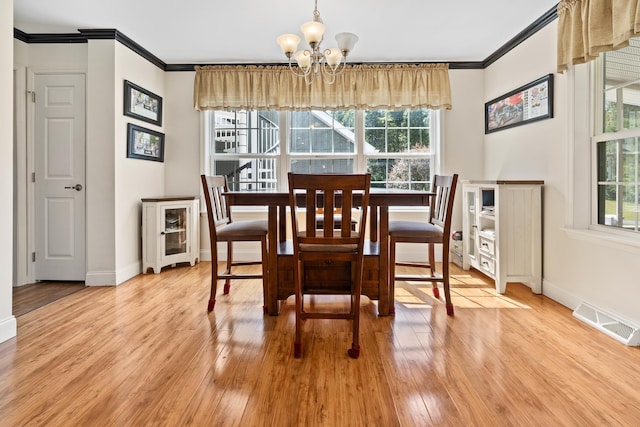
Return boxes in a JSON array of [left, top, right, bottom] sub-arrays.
[[201, 175, 233, 241], [323, 190, 335, 237], [430, 174, 458, 234], [304, 190, 317, 237], [289, 173, 371, 250]]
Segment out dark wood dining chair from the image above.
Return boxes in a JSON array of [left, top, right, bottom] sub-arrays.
[[288, 172, 371, 359], [200, 175, 269, 312], [389, 174, 458, 315]]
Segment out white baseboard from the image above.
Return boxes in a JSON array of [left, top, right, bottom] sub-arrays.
[[0, 315, 17, 344], [541, 278, 582, 311], [116, 261, 142, 285], [85, 270, 116, 286], [86, 261, 141, 286], [200, 249, 211, 262]]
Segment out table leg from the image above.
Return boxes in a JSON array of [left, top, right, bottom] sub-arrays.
[[378, 206, 390, 316], [267, 205, 279, 315], [370, 205, 378, 243]]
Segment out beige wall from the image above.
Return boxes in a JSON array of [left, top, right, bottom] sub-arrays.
[[85, 40, 117, 285], [1, 0, 16, 343], [485, 21, 640, 325], [114, 42, 166, 282], [7, 16, 640, 343], [444, 68, 486, 231], [12, 39, 168, 287], [164, 72, 201, 198]]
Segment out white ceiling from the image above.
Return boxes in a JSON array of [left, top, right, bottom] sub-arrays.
[[13, 0, 559, 65]]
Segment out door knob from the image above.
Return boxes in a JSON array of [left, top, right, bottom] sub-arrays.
[[64, 184, 83, 191]]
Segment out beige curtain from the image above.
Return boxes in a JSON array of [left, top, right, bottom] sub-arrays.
[[558, 0, 640, 73], [193, 63, 451, 111]]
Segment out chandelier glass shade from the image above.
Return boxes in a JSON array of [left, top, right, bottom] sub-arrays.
[[276, 0, 358, 84]]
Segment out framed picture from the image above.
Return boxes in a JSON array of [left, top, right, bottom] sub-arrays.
[[123, 80, 163, 126], [485, 74, 553, 134], [127, 123, 165, 162]]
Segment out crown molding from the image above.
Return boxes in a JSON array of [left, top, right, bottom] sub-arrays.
[[483, 4, 558, 68], [14, 28, 86, 44], [77, 29, 166, 70], [13, 28, 29, 43], [14, 4, 558, 72]]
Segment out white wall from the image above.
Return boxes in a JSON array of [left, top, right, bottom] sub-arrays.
[[10, 16, 639, 330], [1, 0, 17, 343], [160, 71, 480, 263], [114, 42, 166, 282], [164, 71, 210, 260], [84, 40, 118, 286], [164, 72, 201, 197], [485, 22, 640, 325], [22, 43, 87, 69], [444, 69, 486, 232], [13, 39, 168, 287]]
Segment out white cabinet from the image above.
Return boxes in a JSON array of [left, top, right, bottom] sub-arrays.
[[142, 197, 200, 274], [462, 181, 543, 294]]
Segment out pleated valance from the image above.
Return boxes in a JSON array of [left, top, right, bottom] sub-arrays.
[[193, 63, 451, 111], [557, 0, 640, 73]]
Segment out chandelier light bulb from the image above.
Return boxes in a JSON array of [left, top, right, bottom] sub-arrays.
[[294, 50, 312, 71], [277, 34, 301, 56], [300, 20, 325, 45], [325, 48, 342, 68]]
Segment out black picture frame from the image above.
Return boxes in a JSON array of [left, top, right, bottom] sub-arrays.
[[485, 74, 553, 134], [123, 80, 163, 126], [126, 123, 165, 162]]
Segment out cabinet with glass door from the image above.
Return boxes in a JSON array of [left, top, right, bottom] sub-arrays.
[[142, 197, 200, 274]]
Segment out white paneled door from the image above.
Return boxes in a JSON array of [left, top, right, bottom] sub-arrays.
[[34, 73, 86, 281]]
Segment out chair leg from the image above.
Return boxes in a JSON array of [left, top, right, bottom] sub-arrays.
[[293, 259, 303, 358], [348, 262, 362, 359], [208, 256, 219, 312], [261, 237, 269, 314], [389, 237, 397, 316], [428, 243, 440, 299], [223, 242, 233, 294], [442, 250, 454, 316]]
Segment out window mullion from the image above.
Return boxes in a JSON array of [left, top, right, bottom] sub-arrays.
[[355, 110, 365, 173], [279, 111, 289, 191]]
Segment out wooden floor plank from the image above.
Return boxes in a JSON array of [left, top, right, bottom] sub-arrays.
[[1, 262, 640, 426], [12, 282, 85, 317]]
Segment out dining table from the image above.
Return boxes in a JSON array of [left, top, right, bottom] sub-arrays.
[[223, 188, 434, 316]]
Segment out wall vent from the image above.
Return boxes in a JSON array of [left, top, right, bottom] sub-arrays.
[[573, 303, 639, 346]]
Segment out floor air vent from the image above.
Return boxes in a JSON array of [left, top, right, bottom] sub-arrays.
[[573, 303, 639, 346]]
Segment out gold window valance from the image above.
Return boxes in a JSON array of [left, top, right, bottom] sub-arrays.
[[557, 0, 640, 73], [193, 63, 451, 111]]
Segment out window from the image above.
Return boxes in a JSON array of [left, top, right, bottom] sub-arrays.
[[205, 108, 436, 191], [594, 38, 640, 232], [289, 110, 356, 174], [364, 109, 431, 190], [206, 110, 280, 191]]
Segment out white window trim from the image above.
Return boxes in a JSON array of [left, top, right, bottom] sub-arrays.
[[201, 109, 441, 212], [564, 58, 640, 251]]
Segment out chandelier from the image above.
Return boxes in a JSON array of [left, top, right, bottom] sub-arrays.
[[276, 0, 358, 85]]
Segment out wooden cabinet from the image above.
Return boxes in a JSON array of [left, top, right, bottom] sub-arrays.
[[462, 181, 543, 294], [142, 197, 200, 274]]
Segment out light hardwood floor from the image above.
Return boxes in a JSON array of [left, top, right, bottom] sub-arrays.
[[12, 282, 85, 317], [1, 262, 639, 426]]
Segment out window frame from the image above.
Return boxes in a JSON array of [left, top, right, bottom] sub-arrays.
[[203, 108, 441, 196], [591, 54, 640, 237]]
